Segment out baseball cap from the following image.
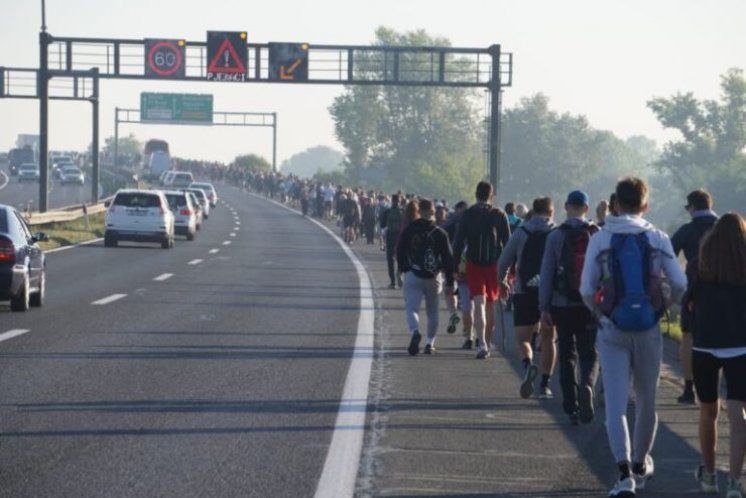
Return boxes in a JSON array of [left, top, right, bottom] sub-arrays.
[[566, 190, 589, 207]]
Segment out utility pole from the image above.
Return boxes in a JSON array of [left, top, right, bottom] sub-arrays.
[[488, 44, 502, 197], [272, 112, 277, 172], [91, 68, 99, 202], [38, 0, 50, 212]]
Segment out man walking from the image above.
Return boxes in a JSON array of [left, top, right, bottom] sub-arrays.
[[381, 194, 404, 289]]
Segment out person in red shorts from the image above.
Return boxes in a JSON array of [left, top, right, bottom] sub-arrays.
[[453, 181, 511, 359]]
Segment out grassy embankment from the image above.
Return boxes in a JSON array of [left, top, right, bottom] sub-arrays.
[[36, 212, 105, 251]]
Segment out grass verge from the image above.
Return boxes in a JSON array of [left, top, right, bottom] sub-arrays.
[[36, 212, 105, 251]]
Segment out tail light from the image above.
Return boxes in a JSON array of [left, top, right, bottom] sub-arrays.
[[180, 209, 193, 216], [0, 236, 15, 264]]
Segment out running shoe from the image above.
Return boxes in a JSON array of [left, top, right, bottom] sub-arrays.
[[447, 313, 460, 334], [423, 344, 435, 355], [608, 476, 635, 497], [396, 274, 403, 288], [408, 331, 421, 356], [388, 283, 396, 289], [476, 345, 490, 359], [633, 455, 654, 490], [677, 389, 696, 405], [461, 339, 473, 350], [696, 465, 719, 494], [520, 364, 538, 399], [727, 478, 743, 498], [579, 385, 595, 424], [537, 385, 553, 399]]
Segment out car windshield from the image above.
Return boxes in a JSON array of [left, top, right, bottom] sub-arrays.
[[62, 166, 81, 173], [20, 164, 37, 171], [192, 183, 213, 191], [165, 194, 188, 210], [114, 193, 161, 208], [188, 189, 206, 200]]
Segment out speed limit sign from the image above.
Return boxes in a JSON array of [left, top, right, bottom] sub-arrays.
[[144, 39, 186, 79]]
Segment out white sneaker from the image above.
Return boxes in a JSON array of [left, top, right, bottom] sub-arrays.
[[727, 478, 743, 498], [633, 455, 654, 490], [609, 476, 635, 497], [696, 465, 719, 494]]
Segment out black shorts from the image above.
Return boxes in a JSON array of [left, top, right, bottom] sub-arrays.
[[514, 288, 540, 327], [693, 350, 746, 403]]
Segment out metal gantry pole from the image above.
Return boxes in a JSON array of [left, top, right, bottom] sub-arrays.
[[113, 106, 119, 169], [38, 31, 50, 212], [272, 112, 277, 172], [91, 68, 99, 202], [488, 44, 502, 197]]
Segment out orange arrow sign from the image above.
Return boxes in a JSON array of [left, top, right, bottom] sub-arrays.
[[279, 58, 303, 80]]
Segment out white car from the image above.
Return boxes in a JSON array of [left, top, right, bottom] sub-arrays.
[[161, 171, 177, 187], [184, 187, 210, 219], [104, 189, 174, 249], [59, 165, 85, 185], [170, 172, 194, 189], [163, 190, 197, 241], [17, 163, 40, 182], [190, 182, 218, 207]]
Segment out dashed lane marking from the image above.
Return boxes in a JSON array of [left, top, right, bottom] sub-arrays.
[[222, 241, 231, 246], [230, 233, 236, 237], [209, 249, 220, 254], [188, 259, 203, 265], [91, 293, 127, 306], [153, 273, 174, 281], [0, 329, 30, 343]]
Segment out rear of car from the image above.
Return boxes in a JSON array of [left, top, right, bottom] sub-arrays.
[[185, 192, 203, 229], [190, 182, 218, 207], [104, 190, 174, 248], [18, 163, 40, 182], [184, 188, 210, 219], [164, 191, 197, 240], [0, 205, 47, 311], [59, 165, 85, 185], [171, 172, 194, 189]]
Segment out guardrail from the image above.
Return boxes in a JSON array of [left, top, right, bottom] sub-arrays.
[[23, 198, 113, 226]]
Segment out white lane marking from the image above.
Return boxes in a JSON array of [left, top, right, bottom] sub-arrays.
[[234, 227, 240, 231], [222, 240, 231, 246], [188, 259, 203, 265], [91, 293, 127, 306], [0, 329, 30, 343], [235, 221, 241, 225], [209, 248, 220, 254], [249, 193, 374, 498], [0, 170, 8, 191], [45, 237, 104, 254], [153, 273, 173, 281], [229, 232, 236, 237]]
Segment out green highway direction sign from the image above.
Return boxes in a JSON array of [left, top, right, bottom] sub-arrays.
[[140, 93, 214, 123]]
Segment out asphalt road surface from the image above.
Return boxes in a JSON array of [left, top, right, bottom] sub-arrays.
[[0, 185, 732, 497], [0, 171, 93, 211]]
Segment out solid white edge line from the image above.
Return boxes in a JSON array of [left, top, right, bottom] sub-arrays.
[[91, 293, 127, 305], [0, 170, 8, 191], [0, 329, 30, 343], [153, 273, 174, 281], [45, 237, 104, 254], [188, 259, 203, 265], [248, 193, 374, 498]]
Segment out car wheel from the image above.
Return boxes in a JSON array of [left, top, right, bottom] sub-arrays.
[[30, 270, 45, 307], [186, 230, 195, 241], [104, 232, 117, 247], [161, 237, 173, 249], [196, 223, 201, 231], [10, 273, 30, 312]]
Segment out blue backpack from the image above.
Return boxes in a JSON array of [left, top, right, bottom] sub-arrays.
[[598, 232, 665, 332]]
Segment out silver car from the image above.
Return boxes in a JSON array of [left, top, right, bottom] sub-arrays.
[[163, 190, 197, 241]]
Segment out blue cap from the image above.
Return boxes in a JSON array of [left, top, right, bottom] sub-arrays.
[[566, 190, 589, 207]]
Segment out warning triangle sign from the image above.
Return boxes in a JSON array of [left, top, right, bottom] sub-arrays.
[[207, 38, 246, 74]]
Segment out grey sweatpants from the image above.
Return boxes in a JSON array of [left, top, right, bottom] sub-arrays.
[[403, 272, 442, 342], [596, 318, 662, 464]]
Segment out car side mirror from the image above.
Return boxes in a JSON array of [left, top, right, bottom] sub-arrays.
[[34, 232, 49, 243], [104, 200, 111, 207]]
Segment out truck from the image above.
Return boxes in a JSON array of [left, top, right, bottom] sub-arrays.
[[8, 146, 35, 176], [144, 139, 171, 177]]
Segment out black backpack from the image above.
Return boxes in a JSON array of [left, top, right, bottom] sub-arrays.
[[555, 222, 598, 302], [518, 227, 549, 288], [408, 226, 441, 278], [464, 204, 503, 266]]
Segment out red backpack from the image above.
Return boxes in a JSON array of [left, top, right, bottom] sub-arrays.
[[555, 222, 598, 302]]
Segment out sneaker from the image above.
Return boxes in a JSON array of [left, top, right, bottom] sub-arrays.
[[579, 385, 595, 424], [423, 344, 435, 355], [537, 385, 553, 399], [520, 364, 538, 399], [388, 283, 396, 289], [447, 313, 460, 334], [609, 476, 635, 497], [695, 465, 718, 493], [678, 389, 696, 405], [727, 478, 743, 498], [396, 274, 403, 288], [408, 331, 421, 356], [476, 346, 490, 359], [633, 455, 654, 490], [461, 339, 473, 350]]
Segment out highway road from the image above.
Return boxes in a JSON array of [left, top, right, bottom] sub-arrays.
[[0, 171, 93, 211], [0, 184, 729, 497], [0, 187, 364, 497]]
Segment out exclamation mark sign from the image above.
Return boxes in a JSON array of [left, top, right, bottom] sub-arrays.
[[224, 50, 229, 67]]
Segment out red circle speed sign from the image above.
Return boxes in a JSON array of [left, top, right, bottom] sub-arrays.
[[146, 40, 184, 77]]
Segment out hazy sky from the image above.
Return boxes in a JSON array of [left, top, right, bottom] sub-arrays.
[[0, 0, 743, 164]]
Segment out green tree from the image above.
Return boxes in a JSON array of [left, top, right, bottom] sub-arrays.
[[647, 68, 746, 212], [329, 27, 483, 199], [233, 154, 271, 172], [280, 146, 343, 178], [102, 133, 141, 166]]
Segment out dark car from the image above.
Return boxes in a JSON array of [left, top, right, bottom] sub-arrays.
[[0, 204, 48, 311]]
